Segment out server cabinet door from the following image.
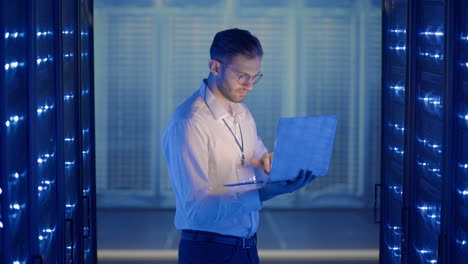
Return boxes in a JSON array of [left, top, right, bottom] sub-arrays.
[[451, 0, 468, 262], [381, 0, 409, 263], [0, 1, 30, 263], [408, 1, 446, 263]]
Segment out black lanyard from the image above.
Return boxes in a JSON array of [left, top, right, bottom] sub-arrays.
[[222, 119, 245, 166]]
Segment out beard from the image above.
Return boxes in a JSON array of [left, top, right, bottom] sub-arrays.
[[216, 74, 247, 103]]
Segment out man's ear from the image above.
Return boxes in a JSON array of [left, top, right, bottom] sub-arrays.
[[208, 59, 221, 76]]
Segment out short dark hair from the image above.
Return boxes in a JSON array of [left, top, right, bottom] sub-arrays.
[[210, 28, 263, 64]]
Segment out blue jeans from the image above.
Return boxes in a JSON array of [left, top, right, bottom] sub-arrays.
[[178, 231, 260, 264]]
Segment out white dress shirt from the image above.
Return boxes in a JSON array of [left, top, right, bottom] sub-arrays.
[[162, 80, 269, 238]]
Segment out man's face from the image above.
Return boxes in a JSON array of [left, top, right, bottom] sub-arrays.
[[216, 54, 262, 103]]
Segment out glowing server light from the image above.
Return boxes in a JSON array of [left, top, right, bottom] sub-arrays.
[[0, 221, 3, 228], [389, 246, 401, 251], [11, 203, 20, 210], [65, 161, 75, 168], [37, 104, 55, 115], [64, 137, 75, 142], [418, 205, 429, 210], [390, 85, 405, 92], [0, 187, 2, 195], [418, 161, 429, 166], [389, 45, 406, 51], [5, 61, 23, 71], [64, 94, 75, 101], [419, 52, 444, 60], [421, 31, 444, 36], [390, 29, 406, 33]]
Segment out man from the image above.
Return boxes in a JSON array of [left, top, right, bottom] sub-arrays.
[[162, 28, 316, 264]]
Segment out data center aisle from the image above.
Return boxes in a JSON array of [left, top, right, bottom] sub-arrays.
[[97, 209, 379, 264]]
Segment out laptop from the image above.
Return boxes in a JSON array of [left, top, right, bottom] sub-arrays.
[[224, 115, 338, 187]]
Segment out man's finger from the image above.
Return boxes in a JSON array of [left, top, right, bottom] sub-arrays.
[[264, 154, 271, 173], [250, 158, 263, 168]]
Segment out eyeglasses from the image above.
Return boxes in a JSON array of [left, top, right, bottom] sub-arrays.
[[216, 59, 263, 85]]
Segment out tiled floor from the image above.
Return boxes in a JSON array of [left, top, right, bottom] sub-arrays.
[[97, 208, 379, 263]]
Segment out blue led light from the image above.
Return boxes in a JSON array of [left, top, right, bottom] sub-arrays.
[[389, 85, 405, 92], [388, 146, 404, 155], [418, 96, 441, 106], [417, 137, 442, 153], [62, 30, 74, 35], [11, 203, 21, 210], [64, 53, 74, 58], [456, 189, 468, 196], [419, 52, 444, 60], [64, 93, 75, 101], [388, 122, 405, 133], [389, 185, 403, 196], [0, 221, 3, 228], [36, 31, 53, 37], [64, 137, 75, 142], [37, 153, 55, 164], [5, 32, 24, 39], [388, 245, 401, 251], [461, 35, 468, 41], [420, 31, 444, 36], [6, 115, 25, 127], [416, 249, 432, 254], [4, 61, 25, 71], [36, 55, 54, 65], [0, 187, 2, 195], [37, 104, 55, 116], [389, 46, 406, 51], [65, 161, 75, 168], [390, 29, 406, 34], [417, 204, 441, 224]]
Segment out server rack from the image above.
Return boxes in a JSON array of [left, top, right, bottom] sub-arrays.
[[381, 0, 408, 263], [381, 0, 468, 263], [0, 0, 96, 263]]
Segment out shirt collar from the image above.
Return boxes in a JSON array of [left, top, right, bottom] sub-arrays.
[[199, 79, 246, 121]]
